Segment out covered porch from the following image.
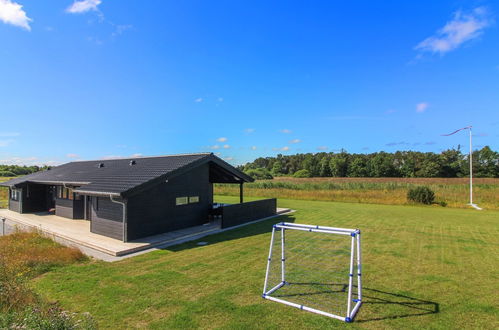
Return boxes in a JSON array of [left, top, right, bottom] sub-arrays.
[[0, 209, 220, 258]]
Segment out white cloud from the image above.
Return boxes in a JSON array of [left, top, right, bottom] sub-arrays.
[[416, 102, 429, 113], [244, 128, 255, 134], [130, 153, 143, 157], [0, 132, 20, 137], [223, 144, 230, 149], [111, 24, 132, 37], [273, 146, 290, 151], [209, 145, 220, 150], [0, 156, 45, 166], [289, 139, 301, 144], [224, 157, 234, 161], [217, 97, 224, 102], [0, 139, 14, 147], [66, 0, 101, 14], [194, 97, 203, 103], [279, 129, 292, 134], [317, 146, 328, 151], [251, 146, 257, 150], [217, 137, 227, 142], [0, 0, 32, 31], [415, 7, 492, 55], [66, 153, 79, 158]]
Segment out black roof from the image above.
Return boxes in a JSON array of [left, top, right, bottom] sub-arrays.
[[0, 153, 253, 196]]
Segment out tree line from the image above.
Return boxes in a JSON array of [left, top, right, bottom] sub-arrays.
[[0, 165, 49, 177], [239, 146, 499, 179]]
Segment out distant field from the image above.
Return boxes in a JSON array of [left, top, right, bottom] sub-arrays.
[[215, 177, 499, 210]]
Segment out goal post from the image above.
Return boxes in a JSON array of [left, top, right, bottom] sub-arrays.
[[262, 222, 363, 322]]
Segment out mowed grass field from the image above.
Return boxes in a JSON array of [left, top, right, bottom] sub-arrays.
[[33, 196, 499, 329], [216, 177, 499, 210]]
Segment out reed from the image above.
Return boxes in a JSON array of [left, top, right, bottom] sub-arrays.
[[215, 177, 499, 209]]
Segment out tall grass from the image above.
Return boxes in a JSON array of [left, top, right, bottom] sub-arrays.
[[0, 231, 95, 329], [215, 177, 499, 209]]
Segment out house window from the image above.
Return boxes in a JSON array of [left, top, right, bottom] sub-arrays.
[[10, 189, 19, 201], [176, 197, 188, 206], [56, 186, 74, 200], [189, 196, 199, 203]]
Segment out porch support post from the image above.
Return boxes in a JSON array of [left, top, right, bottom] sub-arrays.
[[239, 182, 243, 204]]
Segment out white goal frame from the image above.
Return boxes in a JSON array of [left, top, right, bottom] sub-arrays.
[[262, 222, 363, 322]]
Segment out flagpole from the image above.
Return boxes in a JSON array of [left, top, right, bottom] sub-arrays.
[[469, 127, 473, 205], [441, 125, 481, 210]]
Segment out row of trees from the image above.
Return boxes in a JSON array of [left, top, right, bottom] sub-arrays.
[[239, 146, 499, 178], [0, 165, 49, 177]]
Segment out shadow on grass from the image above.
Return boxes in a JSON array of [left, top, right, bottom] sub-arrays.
[[269, 283, 438, 322], [356, 287, 439, 322], [163, 213, 296, 252]]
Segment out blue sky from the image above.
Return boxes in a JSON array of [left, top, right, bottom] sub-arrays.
[[0, 0, 498, 166]]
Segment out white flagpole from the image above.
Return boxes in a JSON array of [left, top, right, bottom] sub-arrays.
[[441, 126, 481, 210], [469, 127, 473, 205]]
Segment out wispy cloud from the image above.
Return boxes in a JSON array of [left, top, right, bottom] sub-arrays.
[[224, 157, 234, 161], [223, 144, 230, 149], [217, 137, 227, 142], [244, 128, 255, 134], [0, 139, 14, 147], [111, 24, 132, 37], [386, 141, 410, 147], [66, 153, 80, 158], [416, 102, 429, 113], [279, 129, 292, 134], [66, 0, 102, 14], [130, 153, 143, 157], [385, 109, 397, 114], [250, 146, 257, 150], [424, 141, 436, 145], [289, 139, 301, 144], [0, 156, 39, 165], [194, 97, 203, 103], [0, 0, 32, 31], [316, 146, 328, 151], [217, 97, 224, 102], [0, 132, 20, 137], [273, 146, 290, 151], [209, 145, 220, 150], [415, 7, 493, 55]]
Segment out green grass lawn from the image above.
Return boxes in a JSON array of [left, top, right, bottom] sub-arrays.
[[33, 196, 499, 329]]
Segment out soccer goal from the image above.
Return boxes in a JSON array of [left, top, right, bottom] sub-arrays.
[[262, 222, 363, 322]]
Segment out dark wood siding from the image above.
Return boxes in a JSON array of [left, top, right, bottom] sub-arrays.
[[221, 199, 277, 228], [55, 198, 84, 219], [8, 187, 21, 213], [126, 163, 212, 241], [90, 197, 123, 240]]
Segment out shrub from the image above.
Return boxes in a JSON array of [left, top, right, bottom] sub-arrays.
[[0, 171, 16, 177], [293, 169, 312, 178], [407, 186, 435, 205], [245, 168, 273, 180]]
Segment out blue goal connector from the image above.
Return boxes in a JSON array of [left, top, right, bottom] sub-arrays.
[[261, 294, 266, 298], [350, 232, 356, 237], [353, 299, 361, 302], [349, 273, 353, 277], [345, 317, 352, 323]]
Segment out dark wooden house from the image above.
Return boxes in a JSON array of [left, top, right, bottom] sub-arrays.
[[0, 153, 276, 241]]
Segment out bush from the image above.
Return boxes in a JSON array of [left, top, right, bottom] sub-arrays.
[[0, 171, 16, 177], [293, 169, 312, 178], [245, 168, 273, 180], [407, 186, 435, 205]]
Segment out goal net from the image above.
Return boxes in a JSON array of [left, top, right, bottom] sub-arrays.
[[262, 222, 363, 322]]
